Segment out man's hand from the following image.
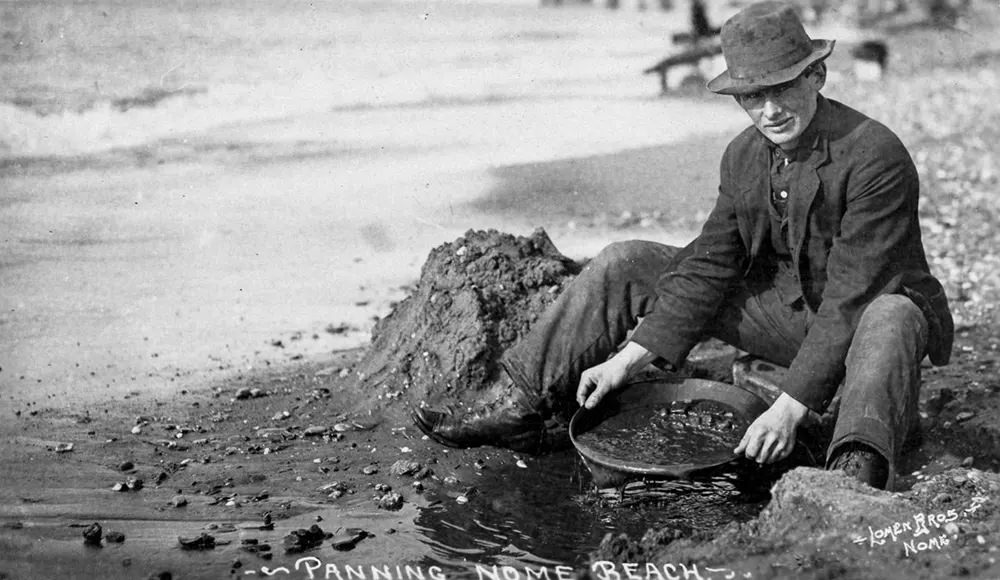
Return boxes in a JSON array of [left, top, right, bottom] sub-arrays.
[[734, 392, 809, 464], [576, 342, 657, 409], [576, 358, 631, 410]]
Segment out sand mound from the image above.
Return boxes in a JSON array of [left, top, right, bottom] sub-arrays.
[[355, 228, 581, 409]]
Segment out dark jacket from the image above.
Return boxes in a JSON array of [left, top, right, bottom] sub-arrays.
[[631, 96, 953, 412]]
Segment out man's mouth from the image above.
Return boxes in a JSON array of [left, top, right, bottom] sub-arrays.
[[767, 118, 793, 130]]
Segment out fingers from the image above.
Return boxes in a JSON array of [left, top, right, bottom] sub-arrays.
[[575, 373, 596, 407], [584, 383, 611, 410]]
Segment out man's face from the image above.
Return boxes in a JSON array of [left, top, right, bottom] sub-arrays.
[[735, 68, 824, 150]]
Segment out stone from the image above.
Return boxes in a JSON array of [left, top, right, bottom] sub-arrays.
[[361, 464, 379, 475], [956, 411, 975, 422], [962, 456, 974, 467], [105, 531, 126, 543], [376, 492, 404, 511], [283, 525, 328, 554], [331, 529, 369, 551], [82, 522, 102, 546], [235, 388, 252, 400], [303, 426, 327, 436], [389, 460, 422, 477], [172, 496, 188, 508], [178, 533, 216, 550]]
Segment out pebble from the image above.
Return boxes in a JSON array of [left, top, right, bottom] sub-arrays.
[[389, 460, 422, 477], [956, 411, 975, 422], [376, 492, 404, 511], [271, 411, 291, 421], [131, 425, 142, 435], [443, 476, 459, 486], [962, 456, 975, 467], [119, 461, 134, 472], [235, 388, 252, 400], [411, 481, 424, 492], [944, 522, 960, 536], [179, 533, 217, 550], [105, 531, 126, 543], [303, 426, 327, 436], [933, 493, 953, 504], [515, 460, 528, 469], [361, 464, 379, 475], [331, 529, 369, 551], [54, 442, 74, 453], [978, 535, 986, 545], [283, 525, 327, 554], [172, 496, 188, 508], [82, 522, 102, 546], [333, 423, 354, 432]]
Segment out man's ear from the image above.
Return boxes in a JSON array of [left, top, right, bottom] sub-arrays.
[[806, 62, 827, 92]]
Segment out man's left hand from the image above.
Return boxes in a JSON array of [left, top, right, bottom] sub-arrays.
[[734, 392, 809, 464]]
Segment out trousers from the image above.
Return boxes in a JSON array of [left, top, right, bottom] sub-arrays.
[[502, 240, 928, 488]]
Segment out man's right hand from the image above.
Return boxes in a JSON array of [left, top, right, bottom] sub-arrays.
[[576, 341, 658, 409], [576, 358, 631, 410]]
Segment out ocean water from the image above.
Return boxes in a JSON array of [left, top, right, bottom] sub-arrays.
[[0, 0, 739, 165]]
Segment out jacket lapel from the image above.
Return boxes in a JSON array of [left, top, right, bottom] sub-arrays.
[[739, 138, 772, 262], [788, 98, 833, 259]]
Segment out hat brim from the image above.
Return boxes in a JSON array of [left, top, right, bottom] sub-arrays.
[[707, 39, 835, 95]]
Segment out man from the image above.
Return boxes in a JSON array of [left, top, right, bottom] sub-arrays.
[[412, 1, 952, 490]]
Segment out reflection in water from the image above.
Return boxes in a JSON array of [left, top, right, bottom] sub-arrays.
[[413, 450, 772, 574]]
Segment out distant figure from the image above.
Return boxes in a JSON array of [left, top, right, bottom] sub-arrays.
[[691, 0, 720, 39], [672, 0, 721, 45], [850, 40, 889, 80]]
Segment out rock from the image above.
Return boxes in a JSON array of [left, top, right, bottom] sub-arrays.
[[235, 388, 252, 400], [303, 426, 328, 436], [131, 425, 142, 435], [331, 529, 369, 551], [956, 411, 975, 422], [105, 531, 126, 543], [119, 461, 134, 472], [249, 388, 264, 398], [962, 456, 975, 467], [333, 423, 354, 432], [178, 533, 216, 550], [376, 492, 404, 511], [172, 496, 188, 508], [82, 522, 102, 546], [516, 459, 528, 469], [411, 481, 424, 492], [932, 493, 953, 504], [127, 477, 143, 491], [283, 525, 328, 554], [271, 410, 291, 421], [443, 476, 459, 486], [374, 483, 391, 493], [54, 442, 74, 453], [389, 460, 422, 477], [361, 464, 379, 475], [257, 428, 289, 441], [944, 522, 960, 535]]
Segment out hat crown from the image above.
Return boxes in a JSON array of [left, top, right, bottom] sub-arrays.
[[721, 2, 813, 82]]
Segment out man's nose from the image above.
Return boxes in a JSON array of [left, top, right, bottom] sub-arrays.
[[761, 98, 782, 118]]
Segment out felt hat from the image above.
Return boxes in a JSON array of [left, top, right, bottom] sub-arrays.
[[707, 1, 835, 95]]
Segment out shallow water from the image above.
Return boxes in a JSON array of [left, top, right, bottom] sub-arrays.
[[414, 450, 769, 572]]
